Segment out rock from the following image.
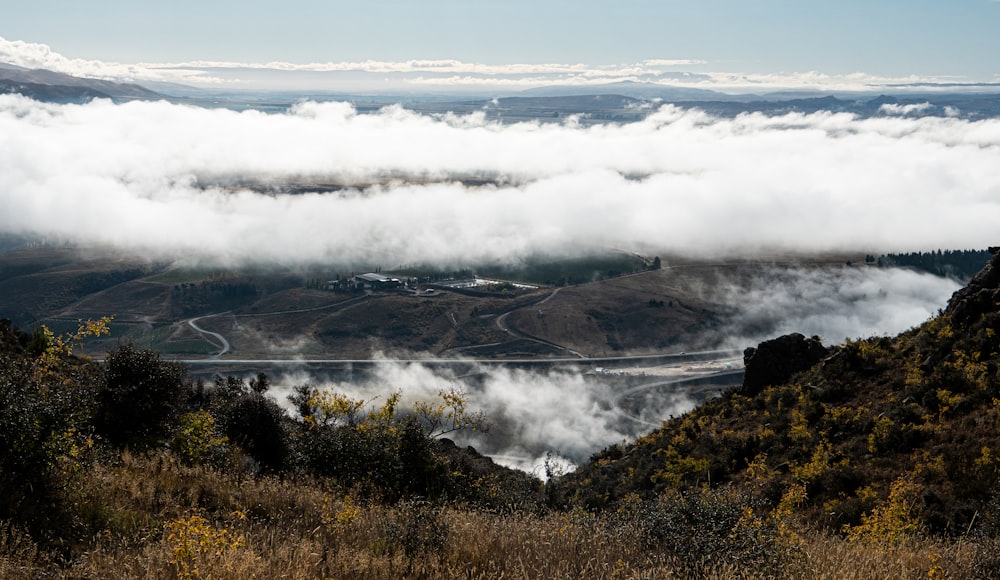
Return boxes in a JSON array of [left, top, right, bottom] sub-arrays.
[[947, 248, 1000, 325], [741, 333, 829, 396]]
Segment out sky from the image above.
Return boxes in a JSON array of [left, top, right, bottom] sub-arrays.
[[3, 1, 1000, 92]]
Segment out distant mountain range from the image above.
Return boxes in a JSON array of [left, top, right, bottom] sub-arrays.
[[3, 65, 1000, 121], [515, 81, 1000, 119], [519, 80, 740, 101], [0, 65, 163, 102]]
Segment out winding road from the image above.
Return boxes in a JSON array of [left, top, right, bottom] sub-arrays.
[[490, 287, 588, 358], [610, 369, 744, 427], [187, 315, 231, 359]]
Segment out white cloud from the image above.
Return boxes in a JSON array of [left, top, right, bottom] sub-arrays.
[[643, 59, 708, 67], [148, 59, 643, 77], [0, 36, 224, 85], [2, 35, 990, 93], [879, 102, 934, 116], [1, 96, 999, 267], [710, 267, 961, 349]]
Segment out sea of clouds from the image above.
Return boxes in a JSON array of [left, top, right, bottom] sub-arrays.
[[2, 96, 998, 267]]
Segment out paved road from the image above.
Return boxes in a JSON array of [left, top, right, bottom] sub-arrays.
[[174, 348, 741, 366], [610, 369, 744, 427], [187, 315, 231, 359]]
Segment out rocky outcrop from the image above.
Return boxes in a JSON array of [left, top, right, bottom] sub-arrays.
[[741, 333, 829, 396], [947, 247, 1000, 325]]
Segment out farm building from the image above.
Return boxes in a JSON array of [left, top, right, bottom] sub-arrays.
[[353, 272, 402, 289]]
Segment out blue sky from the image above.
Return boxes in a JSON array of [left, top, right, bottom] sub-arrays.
[[4, 0, 1000, 79]]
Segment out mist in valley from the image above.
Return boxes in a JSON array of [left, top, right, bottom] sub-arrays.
[[1, 95, 998, 267], [704, 265, 962, 350], [239, 262, 961, 474], [0, 93, 988, 474]]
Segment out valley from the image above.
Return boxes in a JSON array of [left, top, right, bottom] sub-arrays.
[[0, 245, 876, 362]]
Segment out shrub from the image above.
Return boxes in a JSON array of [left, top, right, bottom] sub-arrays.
[[171, 410, 229, 465], [209, 375, 290, 473], [624, 488, 793, 575], [846, 477, 925, 546], [164, 511, 246, 579], [96, 344, 187, 450], [0, 346, 102, 543]]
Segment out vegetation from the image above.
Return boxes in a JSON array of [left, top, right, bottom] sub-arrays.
[[3, 250, 1000, 577], [877, 248, 992, 281], [549, 250, 1000, 573], [478, 254, 649, 287], [170, 277, 260, 317]]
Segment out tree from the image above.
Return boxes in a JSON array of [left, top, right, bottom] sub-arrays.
[[210, 373, 289, 472], [414, 387, 489, 438], [96, 344, 187, 450]]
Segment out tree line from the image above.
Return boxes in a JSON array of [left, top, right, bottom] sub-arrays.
[[876, 248, 992, 280]]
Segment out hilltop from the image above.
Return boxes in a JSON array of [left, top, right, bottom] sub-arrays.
[[0, 245, 880, 361], [0, 65, 163, 102]]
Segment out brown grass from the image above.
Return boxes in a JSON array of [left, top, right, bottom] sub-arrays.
[[3, 451, 998, 579]]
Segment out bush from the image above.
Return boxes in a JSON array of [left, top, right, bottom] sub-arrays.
[[96, 344, 187, 450], [619, 489, 793, 575], [171, 410, 229, 465], [215, 391, 290, 473], [0, 340, 101, 544]]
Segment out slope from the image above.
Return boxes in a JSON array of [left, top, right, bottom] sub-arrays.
[[0, 65, 163, 101], [555, 248, 1000, 536]]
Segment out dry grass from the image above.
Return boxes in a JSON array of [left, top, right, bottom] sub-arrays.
[[784, 531, 1000, 580], [3, 452, 999, 579]]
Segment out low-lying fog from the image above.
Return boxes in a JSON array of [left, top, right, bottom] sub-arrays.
[[2, 95, 998, 266], [266, 360, 711, 477], [255, 264, 960, 475], [711, 265, 962, 349], [1, 94, 985, 474]]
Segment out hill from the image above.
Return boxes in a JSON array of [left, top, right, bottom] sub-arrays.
[[0, 65, 163, 102], [553, 247, 1000, 537], [2, 246, 890, 361]]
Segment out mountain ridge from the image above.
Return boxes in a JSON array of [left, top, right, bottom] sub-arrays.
[[0, 64, 163, 101]]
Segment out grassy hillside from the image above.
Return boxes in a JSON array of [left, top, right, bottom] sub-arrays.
[[553, 249, 1000, 540]]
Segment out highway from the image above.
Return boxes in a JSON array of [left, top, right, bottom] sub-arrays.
[[172, 349, 742, 366]]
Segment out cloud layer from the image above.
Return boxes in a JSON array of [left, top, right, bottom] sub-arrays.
[[2, 95, 998, 267], [4, 35, 996, 93]]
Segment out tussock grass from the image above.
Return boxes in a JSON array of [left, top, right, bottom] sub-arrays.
[[4, 451, 997, 578]]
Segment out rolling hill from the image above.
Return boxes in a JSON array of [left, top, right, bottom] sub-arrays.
[[0, 65, 163, 102], [0, 246, 869, 360]]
